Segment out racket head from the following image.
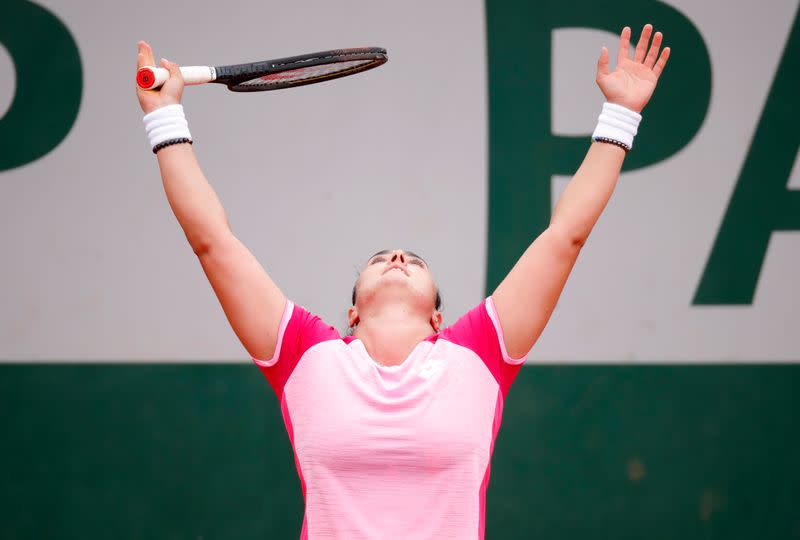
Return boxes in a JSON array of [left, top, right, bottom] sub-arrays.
[[214, 47, 387, 92]]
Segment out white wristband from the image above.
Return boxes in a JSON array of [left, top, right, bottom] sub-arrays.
[[143, 104, 192, 149], [591, 102, 642, 150]]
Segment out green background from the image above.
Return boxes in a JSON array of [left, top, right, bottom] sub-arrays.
[[2, 365, 799, 539]]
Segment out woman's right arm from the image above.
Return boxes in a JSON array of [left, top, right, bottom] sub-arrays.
[[137, 41, 286, 361]]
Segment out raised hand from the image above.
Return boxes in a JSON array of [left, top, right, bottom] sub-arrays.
[[596, 24, 671, 113], [136, 41, 184, 114]]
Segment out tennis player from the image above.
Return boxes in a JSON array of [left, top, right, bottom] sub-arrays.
[[137, 24, 669, 539]]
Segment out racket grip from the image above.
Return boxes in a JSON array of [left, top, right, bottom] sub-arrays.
[[136, 66, 216, 89]]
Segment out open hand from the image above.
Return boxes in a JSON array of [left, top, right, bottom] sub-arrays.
[[136, 41, 184, 115], [596, 24, 670, 113]]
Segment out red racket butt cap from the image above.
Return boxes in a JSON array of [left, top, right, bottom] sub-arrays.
[[136, 67, 156, 89]]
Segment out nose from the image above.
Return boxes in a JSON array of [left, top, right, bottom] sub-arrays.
[[390, 251, 406, 263]]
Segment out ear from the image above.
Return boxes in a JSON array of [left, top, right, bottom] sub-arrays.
[[430, 310, 443, 332], [347, 306, 360, 328]]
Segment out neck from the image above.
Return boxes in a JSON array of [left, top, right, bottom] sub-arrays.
[[353, 301, 434, 366]]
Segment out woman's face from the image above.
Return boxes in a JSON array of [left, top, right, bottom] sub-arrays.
[[352, 249, 439, 318]]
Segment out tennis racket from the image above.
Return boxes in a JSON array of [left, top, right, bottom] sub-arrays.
[[136, 47, 387, 92]]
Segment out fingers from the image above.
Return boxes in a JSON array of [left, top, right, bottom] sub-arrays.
[[633, 24, 653, 63], [161, 58, 183, 81], [160, 58, 185, 102], [652, 46, 671, 78], [136, 42, 145, 70], [617, 26, 631, 65], [619, 24, 670, 77], [644, 31, 663, 68], [137, 41, 155, 68], [597, 46, 610, 77]]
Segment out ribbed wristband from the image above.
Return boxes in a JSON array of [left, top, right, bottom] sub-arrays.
[[591, 102, 642, 151], [143, 104, 192, 151]]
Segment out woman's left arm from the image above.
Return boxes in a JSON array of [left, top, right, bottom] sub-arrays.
[[491, 24, 671, 359]]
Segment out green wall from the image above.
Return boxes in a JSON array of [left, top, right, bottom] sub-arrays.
[[3, 365, 798, 539]]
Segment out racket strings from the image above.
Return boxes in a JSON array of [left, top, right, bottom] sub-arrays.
[[270, 48, 381, 69], [237, 59, 379, 87], [217, 47, 387, 92]]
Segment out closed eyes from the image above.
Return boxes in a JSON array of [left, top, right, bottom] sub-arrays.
[[368, 255, 426, 268]]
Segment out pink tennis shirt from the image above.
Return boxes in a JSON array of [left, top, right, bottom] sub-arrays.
[[252, 297, 526, 539]]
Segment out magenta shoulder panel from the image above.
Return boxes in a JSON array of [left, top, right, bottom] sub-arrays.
[[439, 298, 523, 397], [253, 300, 341, 397]]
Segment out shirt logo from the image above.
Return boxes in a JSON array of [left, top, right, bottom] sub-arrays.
[[417, 358, 444, 379]]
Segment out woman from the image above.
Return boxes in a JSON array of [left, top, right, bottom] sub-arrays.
[[136, 24, 669, 539]]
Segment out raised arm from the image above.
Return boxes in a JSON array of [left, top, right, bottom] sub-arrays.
[[136, 42, 286, 361], [491, 24, 671, 359]]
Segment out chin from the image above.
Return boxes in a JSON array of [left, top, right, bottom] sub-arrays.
[[367, 280, 423, 303]]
